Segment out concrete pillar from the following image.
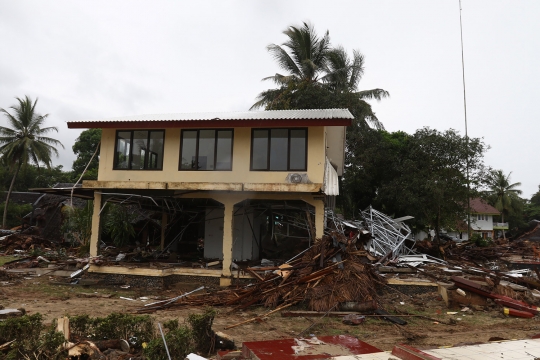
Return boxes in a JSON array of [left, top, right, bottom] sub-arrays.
[[160, 212, 168, 250], [89, 192, 102, 257], [313, 199, 325, 240], [220, 199, 235, 287]]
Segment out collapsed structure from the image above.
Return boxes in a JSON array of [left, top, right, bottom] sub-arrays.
[[65, 109, 352, 286]]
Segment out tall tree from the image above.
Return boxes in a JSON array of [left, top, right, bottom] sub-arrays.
[[343, 127, 487, 249], [251, 22, 388, 130], [322, 46, 388, 130], [71, 128, 101, 181], [485, 170, 522, 238], [0, 96, 63, 228]]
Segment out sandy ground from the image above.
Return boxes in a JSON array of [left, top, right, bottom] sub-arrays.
[[1, 275, 540, 352]]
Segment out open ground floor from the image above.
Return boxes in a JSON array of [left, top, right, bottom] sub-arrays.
[[87, 189, 328, 286]]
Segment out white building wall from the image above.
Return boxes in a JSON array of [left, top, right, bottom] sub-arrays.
[[203, 207, 259, 261]]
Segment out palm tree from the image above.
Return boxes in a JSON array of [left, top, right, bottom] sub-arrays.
[[0, 96, 63, 228], [251, 23, 389, 130], [322, 46, 389, 129], [251, 22, 330, 110], [486, 169, 522, 238]]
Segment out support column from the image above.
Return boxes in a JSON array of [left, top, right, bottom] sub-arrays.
[[89, 192, 102, 257], [313, 199, 325, 240], [220, 199, 235, 287], [160, 212, 168, 250]]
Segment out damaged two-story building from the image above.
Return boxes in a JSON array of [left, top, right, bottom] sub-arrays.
[[67, 109, 352, 286]]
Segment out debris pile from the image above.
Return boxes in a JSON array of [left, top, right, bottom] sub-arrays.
[[137, 232, 385, 313], [361, 206, 415, 261], [0, 233, 55, 255]]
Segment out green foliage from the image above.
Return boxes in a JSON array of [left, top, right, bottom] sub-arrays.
[[104, 204, 137, 247], [340, 127, 488, 246], [253, 23, 388, 130], [68, 314, 92, 339], [0, 96, 63, 228], [71, 128, 101, 181], [61, 201, 93, 246], [188, 307, 217, 355], [485, 170, 522, 224], [69, 313, 154, 346], [524, 185, 540, 224], [0, 164, 71, 193], [471, 233, 492, 247], [143, 324, 193, 360], [0, 202, 32, 229], [0, 313, 66, 360]]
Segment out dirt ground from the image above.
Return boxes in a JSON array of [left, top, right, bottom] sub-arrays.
[[2, 274, 540, 352]]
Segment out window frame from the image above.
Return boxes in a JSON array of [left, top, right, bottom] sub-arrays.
[[178, 129, 234, 171], [249, 128, 308, 171], [113, 129, 165, 171]]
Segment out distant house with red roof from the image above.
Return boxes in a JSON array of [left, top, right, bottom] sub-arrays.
[[415, 198, 507, 241], [448, 198, 505, 240]]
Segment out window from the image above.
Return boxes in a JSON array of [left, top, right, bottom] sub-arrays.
[[477, 214, 487, 221], [250, 128, 307, 171], [179, 129, 233, 170], [114, 130, 164, 170]]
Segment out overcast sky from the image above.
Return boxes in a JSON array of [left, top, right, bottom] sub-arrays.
[[1, 1, 538, 197]]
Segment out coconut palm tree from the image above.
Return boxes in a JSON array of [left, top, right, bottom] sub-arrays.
[[486, 170, 522, 238], [251, 23, 389, 130], [251, 22, 330, 110], [0, 96, 63, 228], [322, 46, 389, 129]]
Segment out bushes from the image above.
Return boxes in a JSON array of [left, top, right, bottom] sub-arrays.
[[69, 313, 154, 346], [143, 320, 194, 360], [0, 310, 220, 359], [471, 233, 492, 247], [188, 307, 217, 354], [0, 202, 32, 229], [143, 308, 218, 360], [0, 314, 66, 360], [61, 202, 93, 247]]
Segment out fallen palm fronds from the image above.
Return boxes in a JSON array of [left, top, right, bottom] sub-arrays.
[[135, 232, 385, 313]]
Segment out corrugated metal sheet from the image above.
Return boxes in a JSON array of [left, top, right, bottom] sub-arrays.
[[68, 109, 353, 123], [323, 157, 340, 196]]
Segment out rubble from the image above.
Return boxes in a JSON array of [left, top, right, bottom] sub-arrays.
[[135, 230, 385, 314]]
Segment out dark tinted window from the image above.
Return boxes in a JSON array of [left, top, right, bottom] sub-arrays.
[[179, 129, 233, 171], [114, 130, 164, 170], [250, 128, 307, 171]]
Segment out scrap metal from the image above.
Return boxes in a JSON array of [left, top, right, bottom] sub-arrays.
[[360, 206, 416, 261]]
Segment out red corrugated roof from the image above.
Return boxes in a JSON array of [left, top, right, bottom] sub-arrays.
[[470, 198, 500, 215]]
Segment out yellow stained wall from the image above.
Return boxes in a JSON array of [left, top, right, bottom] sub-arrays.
[[97, 127, 326, 185]]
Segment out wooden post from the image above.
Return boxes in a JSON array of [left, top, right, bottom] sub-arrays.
[[56, 316, 70, 341]]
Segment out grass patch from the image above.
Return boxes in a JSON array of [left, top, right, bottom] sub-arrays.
[[0, 256, 18, 266]]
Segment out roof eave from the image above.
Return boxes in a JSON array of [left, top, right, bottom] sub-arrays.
[[67, 118, 352, 129]]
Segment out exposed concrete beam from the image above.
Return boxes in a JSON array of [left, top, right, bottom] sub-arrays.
[[84, 180, 167, 189], [168, 182, 243, 191], [83, 180, 321, 193], [88, 265, 252, 278], [243, 183, 321, 192]]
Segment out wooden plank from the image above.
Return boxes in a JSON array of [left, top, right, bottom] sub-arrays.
[[225, 303, 295, 329]]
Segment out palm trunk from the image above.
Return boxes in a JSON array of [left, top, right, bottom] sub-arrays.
[[2, 162, 22, 229], [501, 212, 506, 240]]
